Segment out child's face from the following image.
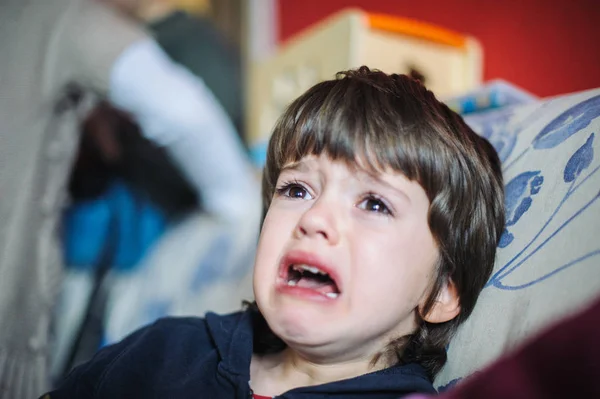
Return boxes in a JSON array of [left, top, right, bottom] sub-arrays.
[[253, 154, 440, 361]]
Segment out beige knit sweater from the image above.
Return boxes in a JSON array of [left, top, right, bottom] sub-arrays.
[[0, 1, 145, 397]]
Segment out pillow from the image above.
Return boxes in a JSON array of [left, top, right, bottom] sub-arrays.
[[435, 88, 600, 390]]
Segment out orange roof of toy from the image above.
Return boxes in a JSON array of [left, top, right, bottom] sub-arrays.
[[367, 12, 468, 48]]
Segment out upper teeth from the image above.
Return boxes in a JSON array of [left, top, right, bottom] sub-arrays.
[[293, 264, 327, 275]]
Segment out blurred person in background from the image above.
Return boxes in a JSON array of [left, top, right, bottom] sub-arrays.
[[50, 102, 200, 380], [0, 0, 259, 397], [106, 0, 245, 142], [52, 0, 258, 381], [52, 0, 260, 383]]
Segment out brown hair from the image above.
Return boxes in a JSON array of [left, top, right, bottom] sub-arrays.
[[256, 66, 505, 379]]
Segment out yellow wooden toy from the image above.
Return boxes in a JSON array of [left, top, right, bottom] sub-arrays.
[[247, 8, 482, 165]]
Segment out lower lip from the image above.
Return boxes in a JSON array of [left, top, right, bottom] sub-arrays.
[[276, 280, 339, 302]]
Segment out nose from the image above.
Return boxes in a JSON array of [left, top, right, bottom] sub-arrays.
[[294, 196, 340, 245]]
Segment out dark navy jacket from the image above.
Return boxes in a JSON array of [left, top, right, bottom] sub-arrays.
[[47, 311, 436, 398]]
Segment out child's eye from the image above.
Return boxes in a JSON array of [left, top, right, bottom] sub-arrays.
[[276, 182, 313, 200], [357, 196, 392, 215]]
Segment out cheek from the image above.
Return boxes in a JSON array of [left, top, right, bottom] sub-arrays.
[[253, 234, 275, 300], [254, 210, 290, 277], [358, 228, 438, 299]]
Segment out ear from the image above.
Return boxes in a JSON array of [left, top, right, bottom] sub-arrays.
[[421, 278, 461, 324]]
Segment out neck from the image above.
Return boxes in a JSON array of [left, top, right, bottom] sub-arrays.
[[135, 1, 177, 23], [251, 347, 387, 396]]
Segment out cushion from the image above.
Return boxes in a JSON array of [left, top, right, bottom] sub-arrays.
[[435, 88, 600, 389]]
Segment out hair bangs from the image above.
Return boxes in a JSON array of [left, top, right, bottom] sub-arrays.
[[265, 73, 432, 200]]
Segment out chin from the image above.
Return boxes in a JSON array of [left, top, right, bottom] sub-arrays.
[[265, 304, 338, 346]]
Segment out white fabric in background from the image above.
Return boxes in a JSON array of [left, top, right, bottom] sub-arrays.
[[109, 38, 261, 223]]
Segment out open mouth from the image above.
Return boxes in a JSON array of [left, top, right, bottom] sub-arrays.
[[284, 264, 340, 298]]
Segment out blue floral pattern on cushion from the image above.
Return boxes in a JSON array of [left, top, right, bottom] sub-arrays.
[[481, 95, 600, 291], [533, 95, 600, 149], [499, 171, 543, 248], [564, 133, 594, 183]]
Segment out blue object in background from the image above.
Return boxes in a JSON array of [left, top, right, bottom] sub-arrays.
[[62, 180, 168, 272], [446, 80, 538, 115], [249, 140, 269, 169]]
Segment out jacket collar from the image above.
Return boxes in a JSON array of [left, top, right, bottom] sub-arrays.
[[205, 310, 435, 397], [206, 310, 254, 379]]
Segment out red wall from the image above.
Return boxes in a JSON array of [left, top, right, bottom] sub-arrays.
[[278, 0, 600, 97]]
